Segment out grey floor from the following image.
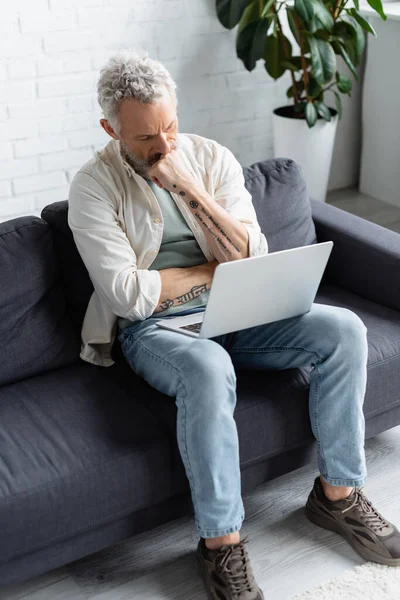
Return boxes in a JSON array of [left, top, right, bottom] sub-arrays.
[[2, 188, 400, 600], [326, 187, 400, 234]]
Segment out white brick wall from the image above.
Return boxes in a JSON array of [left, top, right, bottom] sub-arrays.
[[0, 0, 356, 223]]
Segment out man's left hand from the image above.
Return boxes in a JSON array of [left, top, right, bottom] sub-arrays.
[[147, 151, 196, 192]]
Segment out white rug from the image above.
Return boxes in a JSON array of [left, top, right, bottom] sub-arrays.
[[290, 562, 400, 600]]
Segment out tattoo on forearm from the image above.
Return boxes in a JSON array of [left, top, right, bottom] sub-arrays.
[[199, 207, 241, 253], [195, 212, 233, 257], [173, 184, 241, 255], [158, 299, 174, 311], [155, 283, 210, 313]]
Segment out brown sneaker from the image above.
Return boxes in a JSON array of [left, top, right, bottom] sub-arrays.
[[195, 535, 264, 599], [305, 476, 400, 566]]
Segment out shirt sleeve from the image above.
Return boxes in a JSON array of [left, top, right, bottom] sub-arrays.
[[68, 170, 161, 320], [212, 143, 268, 258]]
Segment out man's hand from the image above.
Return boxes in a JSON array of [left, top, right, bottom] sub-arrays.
[[205, 259, 219, 273], [147, 151, 197, 192]]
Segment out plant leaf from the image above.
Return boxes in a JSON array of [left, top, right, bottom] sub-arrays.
[[295, 101, 307, 113], [314, 28, 331, 41], [261, 0, 275, 18], [336, 72, 352, 94], [308, 77, 323, 99], [216, 0, 253, 29], [333, 91, 343, 118], [237, 0, 262, 35], [237, 15, 273, 71], [281, 59, 300, 71], [366, 0, 387, 20], [333, 21, 363, 66], [333, 21, 355, 41], [347, 8, 377, 36], [337, 40, 359, 80], [312, 0, 334, 31], [315, 101, 332, 121], [294, 0, 315, 23], [264, 33, 292, 79], [309, 37, 337, 85], [351, 19, 366, 58], [305, 102, 318, 127], [286, 6, 311, 54], [282, 56, 311, 71]]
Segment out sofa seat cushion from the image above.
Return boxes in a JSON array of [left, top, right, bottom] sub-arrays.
[[315, 283, 400, 419], [0, 362, 182, 564], [122, 283, 400, 469]]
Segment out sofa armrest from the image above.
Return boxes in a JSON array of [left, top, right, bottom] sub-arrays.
[[310, 199, 400, 313]]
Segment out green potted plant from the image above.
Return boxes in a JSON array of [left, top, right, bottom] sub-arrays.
[[215, 0, 387, 201]]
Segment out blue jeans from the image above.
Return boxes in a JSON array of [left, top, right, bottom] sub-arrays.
[[118, 303, 368, 539]]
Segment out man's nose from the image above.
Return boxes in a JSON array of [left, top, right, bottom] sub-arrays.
[[154, 133, 172, 155]]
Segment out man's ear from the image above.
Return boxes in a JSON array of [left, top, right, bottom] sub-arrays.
[[100, 119, 119, 141]]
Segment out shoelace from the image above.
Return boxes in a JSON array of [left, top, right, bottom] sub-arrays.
[[214, 536, 254, 595], [341, 487, 391, 532]]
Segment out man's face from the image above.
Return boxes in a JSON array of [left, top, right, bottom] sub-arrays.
[[114, 87, 179, 180]]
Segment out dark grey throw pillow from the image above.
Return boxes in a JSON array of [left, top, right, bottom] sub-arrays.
[[0, 217, 80, 387], [243, 158, 317, 252]]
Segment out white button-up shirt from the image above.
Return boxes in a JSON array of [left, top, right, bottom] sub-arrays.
[[68, 133, 268, 367]]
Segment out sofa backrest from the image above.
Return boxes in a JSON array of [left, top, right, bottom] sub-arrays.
[[41, 158, 317, 334], [0, 217, 80, 387]]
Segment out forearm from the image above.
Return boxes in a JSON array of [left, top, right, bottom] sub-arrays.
[[153, 261, 218, 314], [175, 181, 249, 262]]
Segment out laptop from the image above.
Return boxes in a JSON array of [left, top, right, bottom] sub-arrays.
[[156, 241, 333, 339]]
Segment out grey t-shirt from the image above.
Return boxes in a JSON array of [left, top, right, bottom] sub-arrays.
[[118, 178, 210, 329]]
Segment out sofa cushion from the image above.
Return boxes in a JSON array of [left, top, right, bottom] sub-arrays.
[[0, 217, 80, 387], [41, 202, 94, 336], [0, 361, 184, 564], [243, 158, 317, 252]]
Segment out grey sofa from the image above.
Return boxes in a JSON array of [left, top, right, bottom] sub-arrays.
[[1, 158, 400, 589]]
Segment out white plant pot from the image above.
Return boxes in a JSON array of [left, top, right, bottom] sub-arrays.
[[272, 106, 339, 203]]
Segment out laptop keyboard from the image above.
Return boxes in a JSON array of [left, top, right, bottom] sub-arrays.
[[179, 322, 202, 333]]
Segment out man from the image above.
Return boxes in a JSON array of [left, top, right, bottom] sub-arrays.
[[68, 51, 400, 600]]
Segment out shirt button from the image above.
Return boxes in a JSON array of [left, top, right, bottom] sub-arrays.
[[152, 250, 157, 255], [154, 217, 161, 224]]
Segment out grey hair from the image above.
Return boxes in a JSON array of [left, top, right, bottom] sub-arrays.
[[97, 50, 178, 134]]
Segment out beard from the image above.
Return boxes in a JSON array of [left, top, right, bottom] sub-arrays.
[[119, 137, 178, 180]]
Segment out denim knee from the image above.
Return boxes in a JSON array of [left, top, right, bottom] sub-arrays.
[[317, 307, 367, 348], [179, 340, 237, 406], [337, 308, 368, 348]]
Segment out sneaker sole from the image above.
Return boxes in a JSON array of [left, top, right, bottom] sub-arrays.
[[305, 500, 400, 567]]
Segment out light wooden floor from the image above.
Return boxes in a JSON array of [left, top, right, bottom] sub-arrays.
[[2, 189, 400, 600]]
